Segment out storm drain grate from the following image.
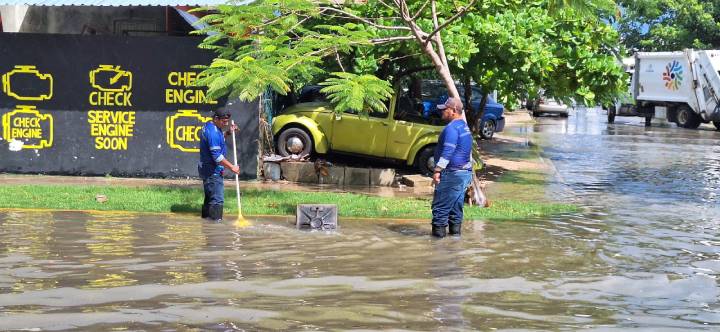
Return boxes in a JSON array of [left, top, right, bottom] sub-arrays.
[[296, 204, 338, 231]]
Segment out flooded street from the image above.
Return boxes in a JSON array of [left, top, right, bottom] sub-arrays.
[[1, 109, 719, 331]]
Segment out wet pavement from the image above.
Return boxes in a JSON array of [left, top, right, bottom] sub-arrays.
[[0, 108, 719, 330]]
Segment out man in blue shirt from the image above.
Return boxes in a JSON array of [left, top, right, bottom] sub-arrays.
[[199, 109, 240, 222], [432, 97, 473, 238]]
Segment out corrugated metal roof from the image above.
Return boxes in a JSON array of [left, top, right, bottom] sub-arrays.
[[0, 0, 243, 5]]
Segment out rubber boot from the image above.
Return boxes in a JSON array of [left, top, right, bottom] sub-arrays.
[[449, 224, 462, 236], [431, 225, 447, 238], [201, 202, 210, 219], [208, 204, 223, 222]]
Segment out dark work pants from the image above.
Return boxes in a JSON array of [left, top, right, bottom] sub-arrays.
[[431, 170, 472, 227], [199, 163, 224, 218], [203, 173, 225, 206]]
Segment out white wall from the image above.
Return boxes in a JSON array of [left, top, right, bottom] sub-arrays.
[[0, 5, 30, 32]]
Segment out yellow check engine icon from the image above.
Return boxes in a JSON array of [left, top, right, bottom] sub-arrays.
[[2, 65, 54, 101], [89, 65, 132, 92], [166, 110, 211, 153], [2, 105, 54, 149]]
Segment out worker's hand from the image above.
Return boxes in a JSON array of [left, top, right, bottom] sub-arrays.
[[224, 124, 238, 136], [230, 165, 240, 174], [432, 171, 441, 185]]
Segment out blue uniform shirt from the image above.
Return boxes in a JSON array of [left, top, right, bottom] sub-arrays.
[[199, 121, 227, 176], [434, 119, 473, 171]]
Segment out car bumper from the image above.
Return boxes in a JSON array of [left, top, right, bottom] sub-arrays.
[[495, 117, 505, 132], [537, 105, 568, 113]]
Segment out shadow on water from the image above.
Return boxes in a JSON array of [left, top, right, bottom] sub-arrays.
[[385, 223, 427, 236], [170, 204, 199, 213]]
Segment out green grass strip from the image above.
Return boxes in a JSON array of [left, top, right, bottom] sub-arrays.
[[0, 184, 579, 220]]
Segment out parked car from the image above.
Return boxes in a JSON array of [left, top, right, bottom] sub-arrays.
[[271, 79, 490, 175], [422, 82, 505, 139], [528, 97, 569, 117]]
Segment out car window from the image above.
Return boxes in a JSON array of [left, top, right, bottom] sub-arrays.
[[428, 83, 495, 105], [394, 78, 442, 125], [297, 86, 328, 103], [457, 86, 495, 103], [297, 85, 387, 118]]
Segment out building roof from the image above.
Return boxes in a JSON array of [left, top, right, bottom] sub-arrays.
[[0, 0, 235, 5]]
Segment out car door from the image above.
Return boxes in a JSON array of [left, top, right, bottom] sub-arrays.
[[330, 109, 390, 157], [386, 86, 441, 160]]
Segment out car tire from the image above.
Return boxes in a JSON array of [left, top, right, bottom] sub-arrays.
[[714, 121, 720, 131], [608, 106, 616, 123], [415, 145, 435, 176], [276, 127, 313, 157], [479, 119, 496, 139], [675, 105, 701, 129], [532, 111, 541, 117]]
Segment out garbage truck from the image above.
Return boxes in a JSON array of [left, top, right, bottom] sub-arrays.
[[608, 49, 720, 130]]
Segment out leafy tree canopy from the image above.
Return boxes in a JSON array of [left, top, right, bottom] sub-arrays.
[[617, 0, 720, 51], [195, 0, 626, 117]]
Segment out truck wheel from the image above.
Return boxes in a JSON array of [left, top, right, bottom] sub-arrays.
[[479, 120, 496, 139], [608, 107, 616, 123], [276, 127, 313, 157], [415, 146, 435, 176], [676, 106, 701, 129], [714, 121, 720, 131]]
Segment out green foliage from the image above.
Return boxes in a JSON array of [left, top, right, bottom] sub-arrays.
[[319, 72, 393, 114], [445, 2, 626, 110], [195, 0, 625, 117], [617, 0, 720, 51], [194, 0, 376, 103]]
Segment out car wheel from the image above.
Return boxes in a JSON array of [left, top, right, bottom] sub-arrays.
[[675, 105, 701, 129], [415, 145, 435, 176], [276, 127, 313, 157], [479, 119, 496, 139], [532, 111, 540, 117], [608, 106, 616, 123], [714, 121, 720, 131]]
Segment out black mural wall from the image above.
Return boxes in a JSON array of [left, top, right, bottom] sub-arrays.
[[0, 33, 258, 179]]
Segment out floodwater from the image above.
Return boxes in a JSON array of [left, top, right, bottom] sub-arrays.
[[0, 108, 719, 331]]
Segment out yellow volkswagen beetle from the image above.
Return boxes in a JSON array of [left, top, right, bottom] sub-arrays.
[[272, 80, 444, 175]]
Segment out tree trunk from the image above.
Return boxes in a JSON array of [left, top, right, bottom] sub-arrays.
[[463, 77, 474, 113], [472, 92, 488, 135]]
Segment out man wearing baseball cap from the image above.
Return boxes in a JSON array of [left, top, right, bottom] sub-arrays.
[[198, 108, 240, 222], [431, 97, 473, 238]]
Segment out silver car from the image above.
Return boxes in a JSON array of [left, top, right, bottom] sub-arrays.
[[530, 98, 569, 117]]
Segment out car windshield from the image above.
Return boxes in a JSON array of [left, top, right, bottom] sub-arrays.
[[426, 82, 495, 103], [297, 86, 328, 103]]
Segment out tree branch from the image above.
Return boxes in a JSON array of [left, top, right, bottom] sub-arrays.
[[377, 0, 400, 14], [288, 14, 314, 34], [369, 35, 417, 44], [335, 48, 346, 72], [424, 0, 478, 47], [411, 0, 431, 20], [386, 52, 424, 62], [319, 6, 410, 31], [397, 0, 430, 44], [430, 0, 449, 69]]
